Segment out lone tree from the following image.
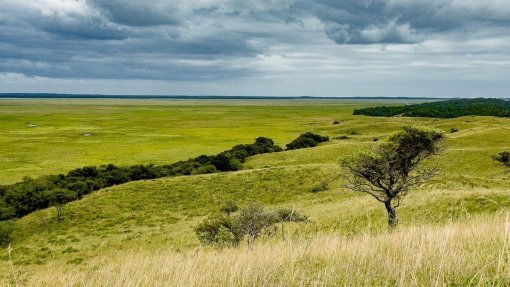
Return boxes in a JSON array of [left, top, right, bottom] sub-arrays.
[[343, 126, 445, 228]]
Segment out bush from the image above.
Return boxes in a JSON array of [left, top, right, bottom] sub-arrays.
[[0, 220, 15, 246], [196, 203, 308, 247], [450, 128, 459, 133], [195, 213, 238, 246], [493, 151, 510, 167], [232, 203, 279, 242], [333, 120, 340, 125], [286, 132, 329, 150]]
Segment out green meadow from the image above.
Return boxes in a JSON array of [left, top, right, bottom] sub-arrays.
[[1, 99, 510, 286], [0, 98, 420, 184]]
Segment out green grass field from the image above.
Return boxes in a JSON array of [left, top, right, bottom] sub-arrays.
[[1, 99, 510, 286]]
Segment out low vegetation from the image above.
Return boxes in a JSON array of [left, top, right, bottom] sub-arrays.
[[7, 214, 509, 286], [0, 134, 327, 222], [285, 132, 329, 150], [353, 98, 510, 118], [195, 203, 307, 247], [1, 99, 510, 285]]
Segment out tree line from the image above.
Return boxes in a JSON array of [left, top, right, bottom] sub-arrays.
[[0, 133, 329, 223], [353, 98, 510, 118]]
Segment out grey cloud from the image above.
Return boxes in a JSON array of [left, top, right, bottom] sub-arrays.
[[89, 0, 184, 27], [0, 0, 509, 89]]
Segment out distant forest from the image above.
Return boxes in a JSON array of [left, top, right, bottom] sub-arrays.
[[353, 98, 510, 118]]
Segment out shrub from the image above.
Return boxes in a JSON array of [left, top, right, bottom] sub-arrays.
[[450, 128, 459, 133], [493, 151, 510, 167], [0, 220, 15, 246], [195, 213, 239, 246], [333, 120, 340, 125], [232, 203, 279, 243], [196, 203, 308, 247], [286, 132, 329, 150]]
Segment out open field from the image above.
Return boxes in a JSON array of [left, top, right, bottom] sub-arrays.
[[0, 98, 425, 184], [1, 99, 510, 286]]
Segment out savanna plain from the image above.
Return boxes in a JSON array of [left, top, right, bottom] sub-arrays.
[[1, 99, 509, 286]]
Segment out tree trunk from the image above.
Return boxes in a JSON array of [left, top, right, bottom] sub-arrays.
[[384, 201, 398, 228]]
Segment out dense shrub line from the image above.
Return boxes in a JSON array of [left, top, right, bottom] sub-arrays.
[[353, 98, 510, 118], [0, 133, 328, 222], [285, 132, 329, 150]]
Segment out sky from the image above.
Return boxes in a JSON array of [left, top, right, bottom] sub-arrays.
[[0, 0, 509, 97]]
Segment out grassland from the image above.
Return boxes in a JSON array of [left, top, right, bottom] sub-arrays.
[[0, 98, 422, 184], [1, 98, 510, 286]]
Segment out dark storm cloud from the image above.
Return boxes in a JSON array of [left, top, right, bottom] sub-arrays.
[[0, 0, 509, 86]]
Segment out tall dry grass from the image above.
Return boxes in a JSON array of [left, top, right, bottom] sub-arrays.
[[8, 213, 510, 287]]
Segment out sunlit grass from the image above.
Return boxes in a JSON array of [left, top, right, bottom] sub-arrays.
[[1, 99, 510, 285]]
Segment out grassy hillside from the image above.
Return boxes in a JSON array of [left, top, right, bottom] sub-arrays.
[[1, 99, 510, 285], [12, 214, 510, 286]]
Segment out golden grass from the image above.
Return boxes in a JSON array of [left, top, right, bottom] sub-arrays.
[[8, 212, 509, 287]]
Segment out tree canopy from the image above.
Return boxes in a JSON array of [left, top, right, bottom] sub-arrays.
[[353, 98, 510, 118], [343, 126, 445, 227]]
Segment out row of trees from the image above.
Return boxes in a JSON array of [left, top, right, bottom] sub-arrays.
[[353, 98, 510, 118], [0, 133, 329, 222]]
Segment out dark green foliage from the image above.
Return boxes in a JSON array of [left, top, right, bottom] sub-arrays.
[[45, 189, 77, 206], [450, 128, 459, 133], [333, 120, 340, 125], [128, 164, 163, 181], [0, 137, 284, 222], [353, 98, 510, 118], [0, 220, 15, 246], [493, 151, 510, 167], [343, 126, 445, 227], [286, 132, 329, 150], [0, 201, 15, 221]]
